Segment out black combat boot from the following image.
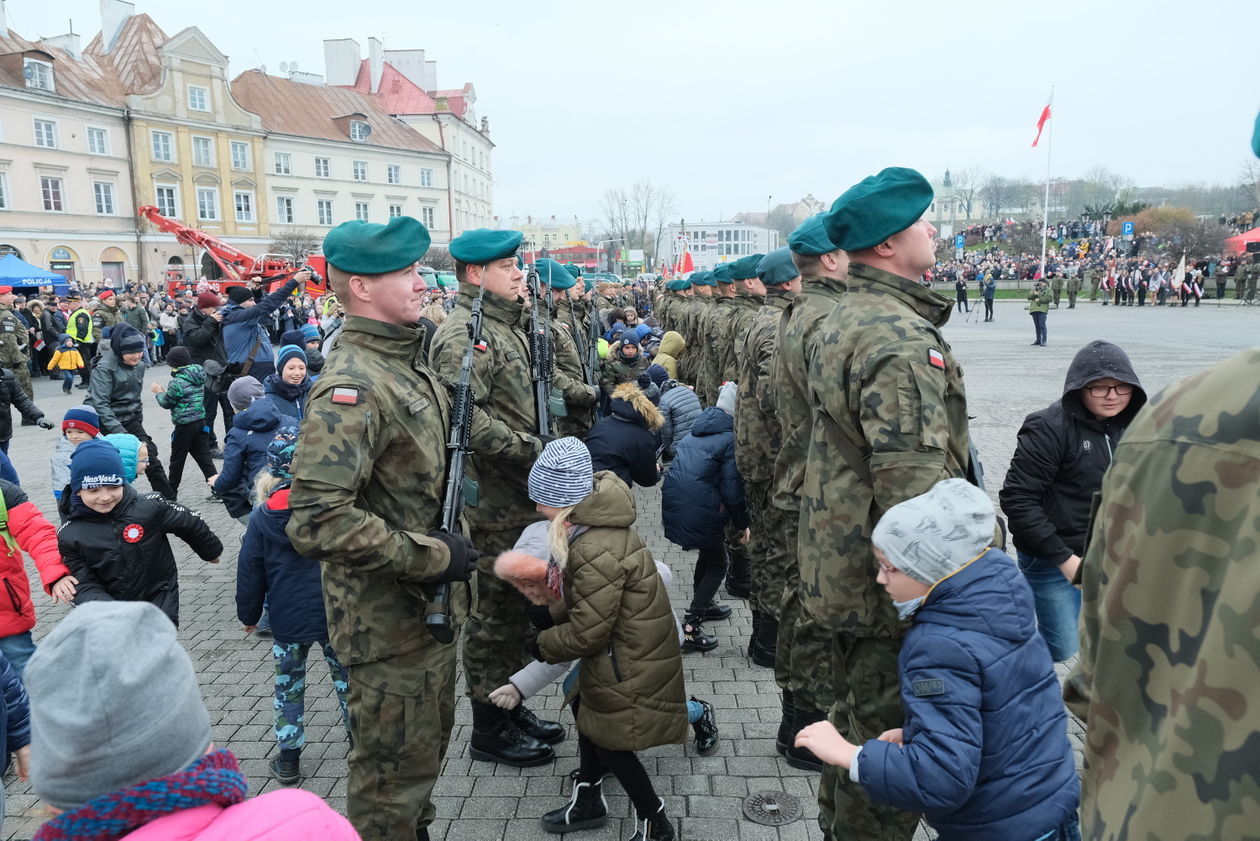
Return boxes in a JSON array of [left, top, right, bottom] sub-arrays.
[[776, 690, 794, 755], [470, 700, 555, 767], [681, 613, 718, 653], [784, 707, 826, 772], [269, 747, 301, 785], [628, 800, 676, 841], [724, 545, 752, 598], [690, 696, 719, 755], [541, 770, 609, 834], [747, 610, 761, 658], [750, 616, 777, 668], [700, 601, 732, 621], [512, 703, 566, 745]]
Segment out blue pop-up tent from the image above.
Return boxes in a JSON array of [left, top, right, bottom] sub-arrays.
[[0, 253, 70, 294]]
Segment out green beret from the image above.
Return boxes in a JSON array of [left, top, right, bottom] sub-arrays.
[[583, 276, 595, 292], [731, 254, 765, 281], [788, 213, 837, 256], [535, 258, 575, 290], [757, 248, 799, 287], [823, 167, 933, 252], [323, 216, 431, 274], [563, 263, 582, 278], [1253, 110, 1260, 159], [665, 279, 687, 291], [690, 271, 716, 287], [712, 264, 734, 284], [449, 228, 523, 264]]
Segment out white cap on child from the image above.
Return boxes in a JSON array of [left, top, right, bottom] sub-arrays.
[[871, 478, 995, 586]]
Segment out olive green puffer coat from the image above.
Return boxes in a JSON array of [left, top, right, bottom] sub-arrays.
[[537, 471, 687, 752]]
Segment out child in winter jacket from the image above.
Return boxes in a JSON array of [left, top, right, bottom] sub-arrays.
[[525, 438, 686, 841], [57, 440, 222, 628], [661, 383, 749, 652], [211, 376, 295, 523], [46, 334, 83, 395], [236, 427, 350, 786], [0, 479, 73, 674], [0, 650, 31, 826], [150, 346, 215, 496], [795, 479, 1080, 841], [50, 405, 100, 505], [583, 382, 662, 490]]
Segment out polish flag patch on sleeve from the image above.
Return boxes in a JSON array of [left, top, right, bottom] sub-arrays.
[[330, 387, 361, 405], [927, 349, 946, 370]]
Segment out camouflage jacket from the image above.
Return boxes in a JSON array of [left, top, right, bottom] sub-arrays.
[[722, 294, 763, 385], [551, 302, 596, 436], [1065, 347, 1260, 841], [770, 274, 848, 513], [679, 296, 712, 386], [286, 316, 540, 668], [799, 262, 971, 634], [0, 304, 27, 365], [734, 292, 793, 482], [696, 296, 735, 404], [429, 282, 541, 533], [92, 302, 122, 333]]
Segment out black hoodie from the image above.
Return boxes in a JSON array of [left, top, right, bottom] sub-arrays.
[[1000, 340, 1148, 563]]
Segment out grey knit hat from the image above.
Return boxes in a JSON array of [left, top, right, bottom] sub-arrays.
[[528, 437, 593, 507], [226, 375, 264, 410], [24, 602, 213, 809], [716, 380, 738, 415], [871, 479, 995, 586]]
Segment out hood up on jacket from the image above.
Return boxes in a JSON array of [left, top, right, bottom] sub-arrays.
[[688, 405, 733, 438], [108, 323, 145, 364], [172, 364, 207, 389], [569, 470, 637, 529], [232, 398, 287, 433], [1060, 340, 1147, 424], [610, 382, 663, 431], [658, 331, 685, 358]]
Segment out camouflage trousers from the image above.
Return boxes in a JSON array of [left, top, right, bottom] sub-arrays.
[[271, 640, 350, 750], [3, 364, 31, 400], [817, 633, 919, 841], [346, 642, 457, 841], [773, 512, 834, 712], [463, 528, 530, 702], [745, 480, 784, 618]]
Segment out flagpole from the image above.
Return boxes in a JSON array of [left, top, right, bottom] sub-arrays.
[[1039, 86, 1054, 282]]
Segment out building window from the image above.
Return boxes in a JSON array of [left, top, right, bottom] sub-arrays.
[[421, 206, 435, 228], [87, 127, 109, 155], [275, 196, 294, 224], [93, 182, 116, 215], [234, 191, 254, 223], [350, 120, 370, 141], [40, 176, 64, 211], [196, 186, 220, 221], [151, 130, 174, 162], [352, 161, 367, 182], [420, 168, 433, 187], [187, 85, 209, 111], [33, 119, 57, 148], [388, 203, 403, 219], [354, 202, 370, 222], [230, 141, 250, 171], [387, 164, 401, 185], [155, 185, 178, 218], [192, 136, 214, 167], [0, 174, 8, 210], [314, 157, 330, 178], [316, 199, 334, 226], [274, 152, 291, 175], [24, 59, 54, 91]]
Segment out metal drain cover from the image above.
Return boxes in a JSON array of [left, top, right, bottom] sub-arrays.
[[742, 790, 802, 826]]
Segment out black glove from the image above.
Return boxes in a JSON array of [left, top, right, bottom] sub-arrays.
[[524, 627, 544, 662], [526, 603, 555, 631], [37, 418, 54, 430], [428, 530, 479, 583]]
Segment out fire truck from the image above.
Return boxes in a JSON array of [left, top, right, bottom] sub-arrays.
[[138, 206, 326, 298]]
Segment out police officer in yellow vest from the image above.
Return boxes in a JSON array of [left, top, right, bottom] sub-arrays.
[[65, 293, 96, 388]]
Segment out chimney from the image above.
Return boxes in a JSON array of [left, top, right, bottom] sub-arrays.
[[322, 38, 360, 87], [44, 30, 82, 60], [99, 0, 134, 53], [368, 37, 383, 94], [0, 1, 7, 36], [422, 59, 437, 91], [480, 116, 490, 135]]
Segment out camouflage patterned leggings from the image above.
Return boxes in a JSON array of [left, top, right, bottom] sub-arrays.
[[272, 641, 350, 750]]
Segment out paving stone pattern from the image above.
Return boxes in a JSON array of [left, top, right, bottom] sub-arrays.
[[3, 300, 1255, 840]]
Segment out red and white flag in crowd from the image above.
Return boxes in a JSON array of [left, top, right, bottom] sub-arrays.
[[1031, 103, 1052, 147]]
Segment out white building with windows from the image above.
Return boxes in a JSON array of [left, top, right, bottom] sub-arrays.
[[231, 70, 451, 245], [659, 220, 780, 272]]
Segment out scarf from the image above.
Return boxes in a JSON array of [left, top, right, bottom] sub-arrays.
[[34, 749, 248, 841]]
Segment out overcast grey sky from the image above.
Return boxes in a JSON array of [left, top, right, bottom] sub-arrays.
[[11, 0, 1257, 224]]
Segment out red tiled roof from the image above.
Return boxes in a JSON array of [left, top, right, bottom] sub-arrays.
[[345, 60, 472, 119], [0, 29, 127, 107], [83, 13, 166, 95]]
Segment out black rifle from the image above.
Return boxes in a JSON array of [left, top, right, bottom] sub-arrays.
[[425, 283, 488, 644], [526, 268, 554, 437]]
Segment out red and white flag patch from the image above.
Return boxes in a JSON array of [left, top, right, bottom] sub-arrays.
[[331, 387, 361, 405], [927, 349, 946, 370]]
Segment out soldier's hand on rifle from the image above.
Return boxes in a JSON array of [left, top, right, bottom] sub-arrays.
[[429, 529, 480, 582]]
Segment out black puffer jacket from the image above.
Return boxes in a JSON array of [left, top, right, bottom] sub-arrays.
[[182, 306, 228, 369], [0, 368, 43, 441], [584, 382, 663, 489], [1000, 340, 1147, 564], [57, 485, 223, 627]]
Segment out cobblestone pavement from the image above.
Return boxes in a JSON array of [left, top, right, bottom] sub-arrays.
[[3, 299, 1255, 840]]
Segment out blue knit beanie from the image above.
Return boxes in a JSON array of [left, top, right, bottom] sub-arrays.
[[71, 439, 126, 492], [301, 324, 320, 344], [62, 405, 100, 438], [276, 345, 307, 372]]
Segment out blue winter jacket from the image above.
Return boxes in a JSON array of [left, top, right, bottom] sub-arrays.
[[236, 484, 329, 644], [856, 548, 1079, 841], [261, 373, 312, 422], [661, 407, 748, 549], [657, 380, 701, 459], [210, 400, 296, 519], [0, 650, 30, 775], [221, 278, 298, 368]]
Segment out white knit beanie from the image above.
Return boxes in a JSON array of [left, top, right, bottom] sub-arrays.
[[871, 479, 995, 585], [528, 437, 594, 507], [716, 381, 738, 415]]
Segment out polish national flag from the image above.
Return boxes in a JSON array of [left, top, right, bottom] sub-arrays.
[[1031, 105, 1052, 147]]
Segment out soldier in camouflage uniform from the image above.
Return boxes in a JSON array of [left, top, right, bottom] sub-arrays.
[[798, 169, 972, 841], [1064, 346, 1260, 841], [680, 272, 715, 388], [429, 229, 566, 768], [1066, 267, 1082, 308], [734, 249, 798, 669], [536, 259, 599, 439], [697, 267, 737, 406], [0, 286, 32, 399], [770, 214, 847, 772], [1050, 272, 1064, 307], [287, 216, 541, 841], [92, 288, 123, 336]]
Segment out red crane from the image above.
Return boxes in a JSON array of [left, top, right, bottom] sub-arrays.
[[137, 206, 326, 297]]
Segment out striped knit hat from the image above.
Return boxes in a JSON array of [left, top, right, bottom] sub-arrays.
[[527, 437, 593, 508]]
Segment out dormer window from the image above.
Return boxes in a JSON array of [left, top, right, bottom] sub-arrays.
[[24, 59, 54, 92], [188, 85, 210, 112], [350, 120, 370, 142]]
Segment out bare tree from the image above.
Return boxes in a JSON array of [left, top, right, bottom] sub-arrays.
[[950, 167, 985, 219], [424, 247, 455, 272], [1238, 159, 1260, 209], [270, 228, 320, 261], [600, 180, 676, 270], [981, 175, 1016, 219]]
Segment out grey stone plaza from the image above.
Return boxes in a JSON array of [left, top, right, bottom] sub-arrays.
[[2, 298, 1254, 840]]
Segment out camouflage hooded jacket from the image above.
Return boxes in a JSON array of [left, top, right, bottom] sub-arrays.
[[735, 291, 793, 483]]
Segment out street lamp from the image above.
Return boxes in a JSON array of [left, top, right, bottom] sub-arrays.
[[766, 195, 773, 253]]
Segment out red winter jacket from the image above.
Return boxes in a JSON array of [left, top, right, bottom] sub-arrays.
[[0, 479, 67, 637]]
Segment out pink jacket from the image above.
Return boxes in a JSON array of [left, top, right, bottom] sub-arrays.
[[123, 789, 359, 841]]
